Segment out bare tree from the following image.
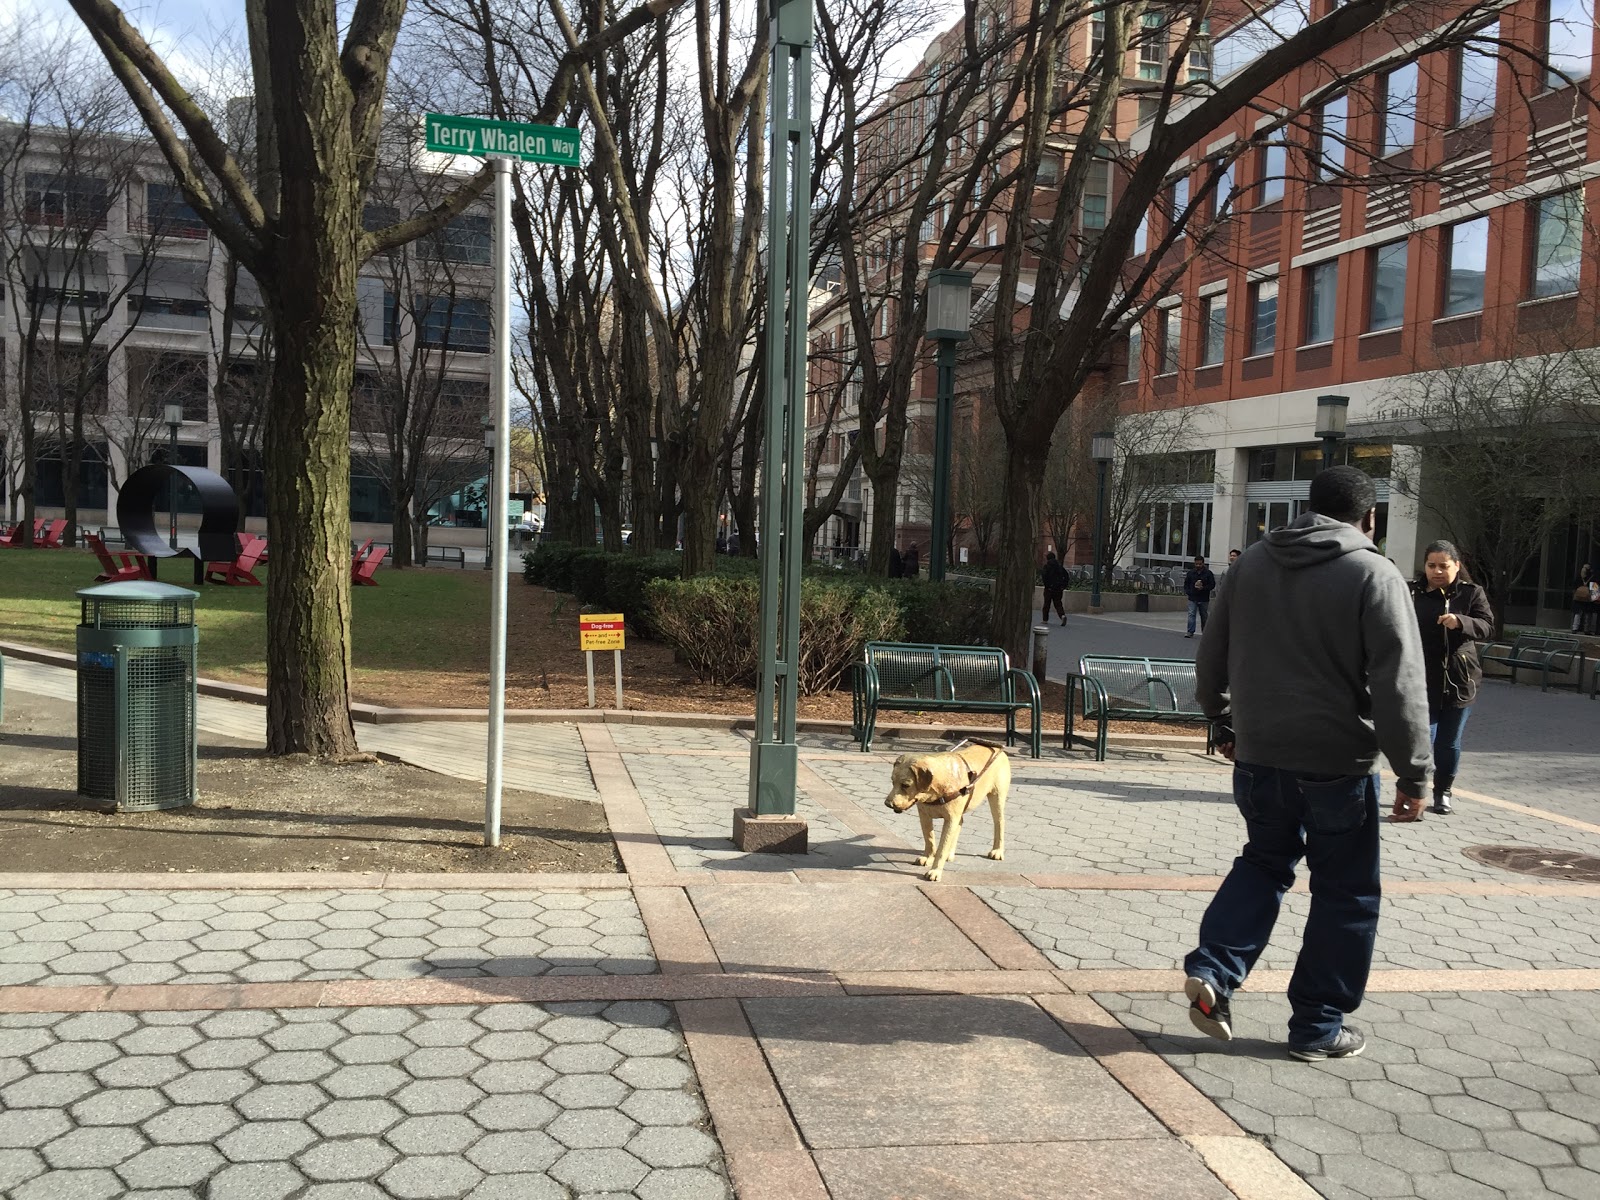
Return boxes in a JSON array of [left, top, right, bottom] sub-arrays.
[[68, 0, 676, 755], [1382, 352, 1600, 633]]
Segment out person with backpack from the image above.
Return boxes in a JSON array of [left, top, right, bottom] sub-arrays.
[[1410, 540, 1494, 816]]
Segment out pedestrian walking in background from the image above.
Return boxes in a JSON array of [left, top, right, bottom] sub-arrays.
[[1185, 466, 1432, 1062], [1183, 555, 1216, 638], [888, 545, 904, 579], [904, 544, 920, 578], [1571, 564, 1595, 634], [1041, 552, 1069, 625], [1411, 541, 1494, 816]]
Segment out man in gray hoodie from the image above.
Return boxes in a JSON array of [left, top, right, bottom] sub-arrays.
[[1183, 466, 1432, 1061]]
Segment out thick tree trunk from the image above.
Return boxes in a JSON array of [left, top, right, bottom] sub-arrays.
[[263, 276, 360, 758], [865, 468, 899, 576], [992, 441, 1050, 664], [18, 423, 37, 547], [390, 484, 414, 568]]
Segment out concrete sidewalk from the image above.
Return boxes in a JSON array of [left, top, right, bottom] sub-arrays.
[[4, 654, 1600, 1199]]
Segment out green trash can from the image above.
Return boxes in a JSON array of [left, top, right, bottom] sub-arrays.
[[76, 581, 199, 811]]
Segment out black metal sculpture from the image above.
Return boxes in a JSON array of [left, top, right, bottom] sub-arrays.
[[117, 465, 242, 581]]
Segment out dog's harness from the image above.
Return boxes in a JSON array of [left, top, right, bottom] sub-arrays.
[[923, 738, 1005, 805]]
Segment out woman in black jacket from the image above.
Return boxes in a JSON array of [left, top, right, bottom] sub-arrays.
[[1411, 540, 1495, 815]]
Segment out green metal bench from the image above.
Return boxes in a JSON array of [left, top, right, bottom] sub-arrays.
[[1064, 655, 1217, 761], [851, 642, 1041, 757], [1482, 634, 1585, 693]]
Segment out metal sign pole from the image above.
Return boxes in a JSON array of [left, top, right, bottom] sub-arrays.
[[484, 154, 513, 848]]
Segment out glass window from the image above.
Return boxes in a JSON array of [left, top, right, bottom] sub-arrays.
[[1249, 278, 1278, 355], [1139, 12, 1168, 80], [1188, 20, 1213, 82], [1315, 94, 1346, 179], [1089, 14, 1105, 62], [1443, 217, 1488, 316], [415, 294, 491, 352], [1126, 321, 1142, 381], [1201, 292, 1227, 365], [1532, 190, 1584, 297], [1380, 62, 1418, 154], [1036, 153, 1062, 187], [1368, 239, 1408, 331], [1134, 210, 1149, 255], [1257, 143, 1285, 204], [1159, 306, 1181, 374], [427, 213, 492, 265], [1304, 261, 1338, 344], [1082, 157, 1109, 230], [1544, 0, 1594, 89], [1171, 175, 1190, 219], [1453, 21, 1499, 125], [24, 173, 109, 228], [145, 183, 207, 238]]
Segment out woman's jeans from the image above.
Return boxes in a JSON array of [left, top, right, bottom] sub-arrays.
[[1184, 764, 1381, 1047], [1430, 707, 1471, 789]]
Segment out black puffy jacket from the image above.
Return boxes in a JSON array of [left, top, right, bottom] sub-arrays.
[[1411, 579, 1494, 716]]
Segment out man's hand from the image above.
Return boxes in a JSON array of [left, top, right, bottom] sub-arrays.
[[1388, 789, 1425, 822], [1217, 741, 1235, 761]]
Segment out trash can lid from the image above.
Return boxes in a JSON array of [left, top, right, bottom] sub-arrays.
[[77, 581, 199, 602]]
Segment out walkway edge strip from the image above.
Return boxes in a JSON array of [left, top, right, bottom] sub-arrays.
[[919, 885, 1058, 970], [677, 997, 830, 1200]]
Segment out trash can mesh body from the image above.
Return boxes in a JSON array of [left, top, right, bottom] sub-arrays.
[[76, 583, 198, 812]]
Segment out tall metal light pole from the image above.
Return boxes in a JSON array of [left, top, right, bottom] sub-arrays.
[[741, 0, 813, 853], [925, 269, 973, 582], [1089, 431, 1115, 611], [164, 402, 183, 549], [1316, 394, 1349, 472]]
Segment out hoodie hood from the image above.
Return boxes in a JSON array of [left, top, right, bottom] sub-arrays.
[[1263, 511, 1379, 570]]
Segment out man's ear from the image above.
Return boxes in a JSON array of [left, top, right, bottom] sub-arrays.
[[1360, 507, 1377, 537]]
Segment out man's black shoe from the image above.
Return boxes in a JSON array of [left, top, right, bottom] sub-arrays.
[[1289, 1026, 1366, 1061]]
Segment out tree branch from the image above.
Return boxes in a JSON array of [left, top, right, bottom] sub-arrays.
[[362, 162, 494, 260], [66, 0, 267, 242]]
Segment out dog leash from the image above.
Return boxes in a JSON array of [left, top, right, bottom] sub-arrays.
[[935, 738, 1004, 802]]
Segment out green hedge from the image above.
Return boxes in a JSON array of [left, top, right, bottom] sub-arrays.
[[645, 576, 903, 694], [526, 546, 996, 681]]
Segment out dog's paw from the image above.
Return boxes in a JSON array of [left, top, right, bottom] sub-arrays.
[[922, 867, 943, 882], [914, 855, 931, 867], [986, 849, 1004, 861]]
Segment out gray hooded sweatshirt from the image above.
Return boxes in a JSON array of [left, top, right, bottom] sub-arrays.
[[1195, 512, 1433, 795]]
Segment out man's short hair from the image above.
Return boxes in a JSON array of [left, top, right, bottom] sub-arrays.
[[1308, 466, 1377, 523], [1193, 556, 1206, 564]]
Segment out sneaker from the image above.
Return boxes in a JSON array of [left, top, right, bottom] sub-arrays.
[[1184, 632, 1195, 639], [1429, 793, 1453, 815], [1185, 976, 1232, 1042], [1289, 1026, 1366, 1061], [1060, 617, 1068, 627]]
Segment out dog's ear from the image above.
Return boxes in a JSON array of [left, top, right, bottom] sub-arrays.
[[912, 763, 934, 794]]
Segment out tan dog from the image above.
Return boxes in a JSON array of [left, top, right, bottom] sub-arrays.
[[883, 740, 1010, 881]]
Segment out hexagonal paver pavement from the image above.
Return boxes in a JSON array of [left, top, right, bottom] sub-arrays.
[[1102, 988, 1600, 1200], [0, 889, 654, 988], [974, 887, 1600, 972], [0, 1001, 731, 1199]]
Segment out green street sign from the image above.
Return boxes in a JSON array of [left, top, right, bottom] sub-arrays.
[[424, 113, 580, 166]]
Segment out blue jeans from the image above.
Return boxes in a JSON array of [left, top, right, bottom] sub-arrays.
[[1430, 707, 1471, 787], [1184, 764, 1381, 1046], [1187, 600, 1210, 634]]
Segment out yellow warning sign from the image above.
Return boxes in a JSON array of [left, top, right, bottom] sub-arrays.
[[579, 613, 625, 651]]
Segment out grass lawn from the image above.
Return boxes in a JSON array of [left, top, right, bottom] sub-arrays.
[[0, 548, 492, 695]]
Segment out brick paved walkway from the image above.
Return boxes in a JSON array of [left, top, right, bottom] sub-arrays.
[[4, 647, 1600, 1199]]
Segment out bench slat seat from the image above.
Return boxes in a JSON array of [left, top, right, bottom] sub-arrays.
[[1065, 655, 1216, 761], [1481, 635, 1585, 693], [852, 641, 1041, 757]]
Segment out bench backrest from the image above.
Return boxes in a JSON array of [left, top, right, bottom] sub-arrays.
[[1079, 655, 1202, 712], [864, 642, 1010, 702], [1511, 634, 1579, 653]]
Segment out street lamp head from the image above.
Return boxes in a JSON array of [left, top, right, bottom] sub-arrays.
[[164, 402, 184, 429], [482, 417, 495, 450], [925, 268, 974, 342], [1315, 394, 1350, 441], [1090, 431, 1116, 464]]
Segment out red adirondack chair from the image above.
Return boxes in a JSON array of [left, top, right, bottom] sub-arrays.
[[87, 533, 153, 583], [0, 521, 19, 547], [352, 544, 387, 586], [37, 519, 67, 548], [205, 533, 266, 586]]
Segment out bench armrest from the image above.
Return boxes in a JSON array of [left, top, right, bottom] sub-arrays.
[[853, 661, 880, 705], [1146, 676, 1180, 711], [1007, 668, 1041, 711], [935, 664, 957, 701], [1065, 672, 1108, 718]]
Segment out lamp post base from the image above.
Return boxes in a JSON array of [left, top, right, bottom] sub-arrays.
[[733, 808, 809, 854]]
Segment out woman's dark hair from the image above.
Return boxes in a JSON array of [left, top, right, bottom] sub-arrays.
[[1418, 539, 1473, 584]]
